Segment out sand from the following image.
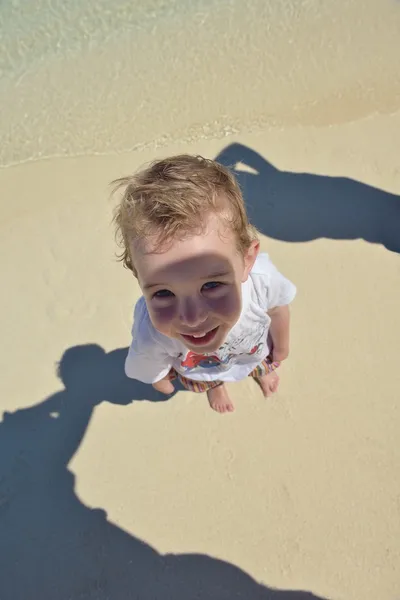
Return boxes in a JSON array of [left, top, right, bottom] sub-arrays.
[[2, 0, 400, 167], [1, 1, 400, 599]]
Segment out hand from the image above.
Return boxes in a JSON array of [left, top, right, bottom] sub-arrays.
[[152, 378, 175, 395]]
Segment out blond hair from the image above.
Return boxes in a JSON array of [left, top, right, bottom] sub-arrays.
[[112, 154, 258, 275]]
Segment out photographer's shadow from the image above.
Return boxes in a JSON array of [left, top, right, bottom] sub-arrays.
[[216, 143, 400, 253], [57, 343, 173, 404], [0, 344, 327, 600]]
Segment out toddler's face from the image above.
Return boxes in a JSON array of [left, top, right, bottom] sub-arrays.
[[132, 214, 258, 353]]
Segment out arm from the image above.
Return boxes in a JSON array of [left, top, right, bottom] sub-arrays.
[[267, 304, 291, 362], [152, 374, 175, 394], [125, 297, 174, 393], [126, 344, 174, 394]]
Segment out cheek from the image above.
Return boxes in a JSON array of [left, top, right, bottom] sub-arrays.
[[148, 303, 177, 331], [208, 286, 241, 321]]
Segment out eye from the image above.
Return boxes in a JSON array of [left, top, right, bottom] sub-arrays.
[[153, 289, 174, 299], [202, 281, 222, 291]]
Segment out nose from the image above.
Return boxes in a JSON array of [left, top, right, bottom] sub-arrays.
[[179, 295, 208, 328]]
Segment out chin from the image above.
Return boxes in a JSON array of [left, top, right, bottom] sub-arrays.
[[192, 328, 229, 353], [187, 341, 218, 353], [173, 324, 232, 353]]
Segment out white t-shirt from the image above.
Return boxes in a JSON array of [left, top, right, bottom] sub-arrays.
[[125, 253, 296, 384]]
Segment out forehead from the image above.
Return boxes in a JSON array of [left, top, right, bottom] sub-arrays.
[[132, 216, 240, 287]]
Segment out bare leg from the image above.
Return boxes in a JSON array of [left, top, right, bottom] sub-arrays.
[[207, 384, 235, 413], [255, 371, 280, 397]]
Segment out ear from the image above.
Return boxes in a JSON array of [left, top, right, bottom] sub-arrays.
[[242, 240, 260, 281]]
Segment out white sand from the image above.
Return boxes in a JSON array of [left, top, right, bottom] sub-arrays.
[[1, 114, 400, 599], [1, 1, 400, 598]]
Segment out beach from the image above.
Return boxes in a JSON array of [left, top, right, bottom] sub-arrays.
[[1, 1, 400, 599]]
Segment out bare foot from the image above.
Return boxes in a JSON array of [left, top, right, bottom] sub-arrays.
[[256, 371, 280, 397], [207, 384, 235, 414]]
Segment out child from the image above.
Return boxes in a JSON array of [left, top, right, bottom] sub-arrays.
[[113, 154, 296, 413]]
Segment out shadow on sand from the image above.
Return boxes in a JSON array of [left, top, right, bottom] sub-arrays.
[[0, 344, 328, 599], [215, 143, 400, 253]]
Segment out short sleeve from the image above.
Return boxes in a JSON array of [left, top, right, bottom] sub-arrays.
[[251, 253, 297, 311], [125, 297, 173, 384]]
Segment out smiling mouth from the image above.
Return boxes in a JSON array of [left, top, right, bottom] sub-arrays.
[[181, 327, 219, 346]]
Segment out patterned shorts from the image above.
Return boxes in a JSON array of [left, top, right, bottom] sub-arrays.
[[168, 356, 280, 393]]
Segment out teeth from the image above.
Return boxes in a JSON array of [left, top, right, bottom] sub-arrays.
[[192, 332, 206, 338]]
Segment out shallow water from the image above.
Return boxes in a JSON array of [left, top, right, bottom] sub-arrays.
[[1, 0, 400, 166]]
